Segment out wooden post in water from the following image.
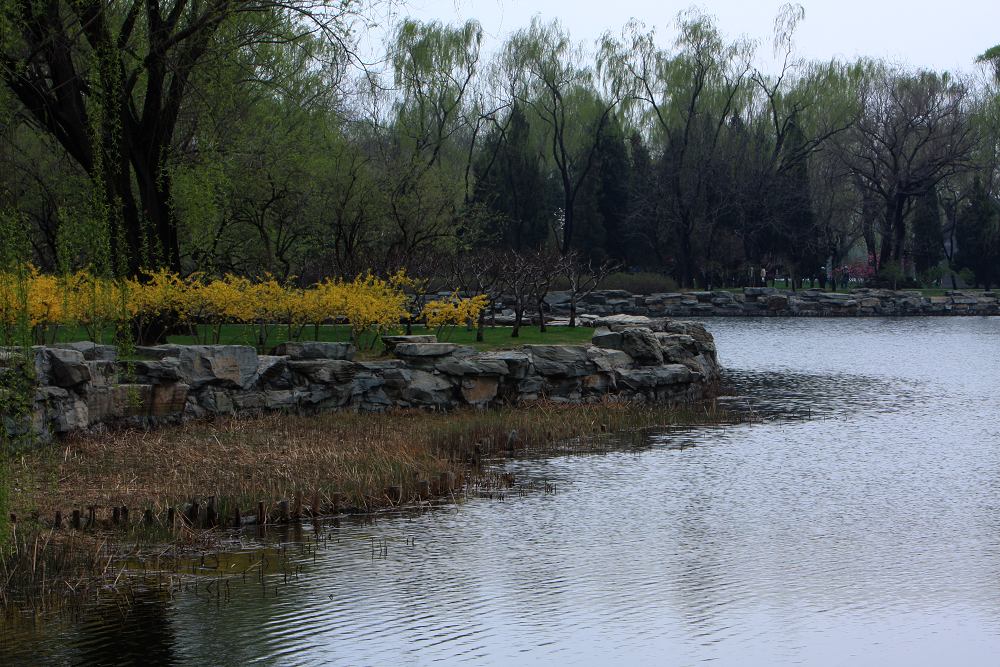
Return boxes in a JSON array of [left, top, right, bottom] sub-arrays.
[[120, 506, 129, 526], [87, 506, 96, 529], [233, 506, 242, 528], [257, 501, 266, 526], [143, 509, 154, 526], [206, 497, 217, 528], [439, 471, 456, 493], [278, 500, 290, 523], [71, 509, 81, 530], [167, 507, 176, 530], [112, 507, 120, 525], [53, 511, 62, 529], [186, 501, 199, 527]]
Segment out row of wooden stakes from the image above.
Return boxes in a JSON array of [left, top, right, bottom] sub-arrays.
[[7, 471, 460, 532]]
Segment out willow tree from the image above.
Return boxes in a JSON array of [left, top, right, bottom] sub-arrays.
[[0, 0, 367, 274], [840, 65, 977, 268], [599, 11, 755, 286], [376, 19, 484, 267], [502, 18, 618, 255]]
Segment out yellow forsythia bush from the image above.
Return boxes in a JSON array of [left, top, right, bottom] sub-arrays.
[[421, 293, 490, 330], [0, 265, 486, 347]]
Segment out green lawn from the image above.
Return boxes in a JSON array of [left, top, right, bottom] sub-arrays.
[[28, 323, 594, 354]]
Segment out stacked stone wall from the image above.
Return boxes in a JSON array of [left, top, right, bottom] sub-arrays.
[[498, 287, 1000, 319], [2, 318, 720, 442]]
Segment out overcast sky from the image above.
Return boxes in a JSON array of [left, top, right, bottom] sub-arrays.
[[365, 0, 998, 74]]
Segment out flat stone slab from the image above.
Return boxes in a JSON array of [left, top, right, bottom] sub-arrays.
[[393, 342, 469, 357], [381, 335, 437, 353], [271, 341, 355, 361]]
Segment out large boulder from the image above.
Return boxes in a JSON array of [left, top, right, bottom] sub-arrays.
[[764, 294, 789, 311], [477, 351, 532, 379], [590, 314, 656, 330], [400, 370, 455, 407], [524, 345, 595, 377], [138, 345, 259, 389], [251, 355, 291, 388], [619, 328, 663, 366], [148, 383, 189, 417], [45, 348, 91, 387], [85, 360, 118, 386], [131, 357, 182, 383], [616, 364, 693, 391], [461, 376, 500, 406], [288, 359, 358, 385], [591, 328, 623, 349], [586, 347, 633, 372], [381, 335, 437, 354], [435, 354, 510, 376], [393, 342, 469, 358]]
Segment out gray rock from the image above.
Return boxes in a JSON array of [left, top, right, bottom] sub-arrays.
[[198, 387, 235, 414], [264, 390, 298, 409], [52, 397, 88, 433], [288, 359, 358, 385], [435, 354, 509, 376], [616, 365, 693, 390], [381, 335, 437, 353], [45, 348, 91, 387], [590, 314, 655, 329], [251, 355, 290, 388], [620, 328, 663, 366], [85, 360, 118, 386], [461, 376, 499, 406], [270, 341, 356, 361], [591, 328, 623, 349], [477, 351, 532, 379], [393, 342, 468, 357], [139, 345, 259, 388], [543, 291, 572, 306], [401, 370, 454, 406], [131, 357, 182, 383], [148, 383, 189, 416], [53, 341, 118, 361], [582, 372, 616, 393], [86, 385, 129, 423], [525, 345, 595, 377], [545, 376, 583, 401], [765, 294, 789, 310], [586, 347, 633, 373]]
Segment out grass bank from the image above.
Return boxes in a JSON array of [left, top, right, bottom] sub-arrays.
[[2, 400, 743, 609]]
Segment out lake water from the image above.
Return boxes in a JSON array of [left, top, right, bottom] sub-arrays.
[[3, 317, 1000, 665]]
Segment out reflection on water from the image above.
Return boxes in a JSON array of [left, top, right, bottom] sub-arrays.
[[3, 317, 1000, 666]]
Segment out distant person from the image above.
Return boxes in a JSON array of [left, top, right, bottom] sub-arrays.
[[760, 267, 766, 287]]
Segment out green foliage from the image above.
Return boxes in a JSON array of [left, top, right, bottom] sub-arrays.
[[878, 261, 905, 290], [911, 188, 945, 275], [955, 179, 1000, 288], [1, 4, 998, 293]]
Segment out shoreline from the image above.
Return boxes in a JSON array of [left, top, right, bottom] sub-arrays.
[[1, 399, 746, 613], [528, 287, 1000, 320]]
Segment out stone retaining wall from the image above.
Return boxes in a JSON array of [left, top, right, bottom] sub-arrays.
[[2, 318, 720, 442], [516, 287, 1000, 319]]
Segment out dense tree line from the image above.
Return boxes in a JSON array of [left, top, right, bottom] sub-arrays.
[[2, 1, 999, 289]]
